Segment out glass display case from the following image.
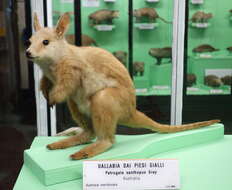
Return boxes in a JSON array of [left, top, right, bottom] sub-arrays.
[[185, 0, 232, 95], [43, 0, 177, 134], [30, 0, 231, 135], [182, 0, 232, 133]]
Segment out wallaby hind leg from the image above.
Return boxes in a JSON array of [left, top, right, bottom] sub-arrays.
[[47, 99, 95, 150], [70, 88, 119, 160], [47, 129, 95, 150]]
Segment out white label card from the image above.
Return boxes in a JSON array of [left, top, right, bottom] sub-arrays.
[[135, 88, 148, 93], [187, 87, 199, 91], [153, 85, 170, 90], [94, 25, 115, 31], [83, 159, 180, 190], [191, 0, 204, 4], [83, 0, 100, 7], [146, 0, 160, 2], [210, 89, 224, 94], [61, 0, 73, 3]]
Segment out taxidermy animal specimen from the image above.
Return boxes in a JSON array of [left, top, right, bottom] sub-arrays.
[[204, 75, 222, 88], [149, 47, 172, 65], [26, 13, 220, 160], [133, 61, 145, 76], [186, 74, 197, 87], [226, 46, 232, 53], [193, 44, 219, 53], [221, 76, 232, 86], [65, 34, 98, 46], [133, 7, 171, 23], [88, 9, 119, 25], [112, 51, 127, 66], [191, 11, 213, 23]]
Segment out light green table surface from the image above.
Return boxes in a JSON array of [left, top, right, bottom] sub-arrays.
[[13, 124, 232, 190]]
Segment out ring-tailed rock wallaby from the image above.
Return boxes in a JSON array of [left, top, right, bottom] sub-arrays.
[[26, 12, 220, 160]]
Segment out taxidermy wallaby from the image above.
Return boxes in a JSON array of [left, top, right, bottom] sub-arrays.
[[26, 13, 220, 160]]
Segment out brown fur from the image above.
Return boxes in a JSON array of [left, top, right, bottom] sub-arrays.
[[204, 75, 222, 87], [65, 34, 98, 46], [88, 9, 119, 25], [221, 75, 232, 85], [26, 13, 220, 160], [149, 47, 172, 65], [193, 44, 219, 53], [187, 73, 197, 87], [191, 11, 213, 23], [226, 46, 232, 52], [133, 7, 171, 23], [133, 61, 145, 76], [112, 51, 127, 66]]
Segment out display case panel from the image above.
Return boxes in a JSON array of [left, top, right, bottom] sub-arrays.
[[185, 0, 232, 95], [133, 0, 173, 96], [47, 0, 177, 133], [182, 0, 232, 133]]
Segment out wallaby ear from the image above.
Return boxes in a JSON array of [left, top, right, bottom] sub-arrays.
[[55, 12, 70, 38], [33, 12, 42, 32]]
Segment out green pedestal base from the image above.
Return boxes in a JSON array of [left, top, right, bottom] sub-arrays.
[[24, 124, 223, 186]]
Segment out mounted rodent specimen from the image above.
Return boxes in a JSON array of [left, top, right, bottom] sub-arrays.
[[204, 75, 222, 88], [193, 44, 219, 53], [190, 11, 213, 23], [133, 61, 145, 76], [226, 47, 232, 53], [26, 13, 220, 160], [112, 51, 127, 66], [65, 34, 98, 46], [149, 47, 172, 65], [186, 74, 197, 87], [221, 75, 232, 85], [133, 7, 171, 23], [89, 9, 119, 25]]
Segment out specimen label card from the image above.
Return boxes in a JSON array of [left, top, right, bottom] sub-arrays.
[[83, 159, 180, 190], [83, 0, 100, 7]]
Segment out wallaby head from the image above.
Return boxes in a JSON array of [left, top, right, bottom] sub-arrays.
[[133, 10, 139, 17], [112, 10, 120, 18], [26, 12, 70, 64], [205, 13, 213, 19]]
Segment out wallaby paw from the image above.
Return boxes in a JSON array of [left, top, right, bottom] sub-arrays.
[[49, 88, 65, 105], [70, 151, 89, 160], [47, 142, 67, 150]]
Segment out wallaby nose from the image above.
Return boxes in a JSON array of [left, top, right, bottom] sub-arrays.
[[26, 51, 32, 58]]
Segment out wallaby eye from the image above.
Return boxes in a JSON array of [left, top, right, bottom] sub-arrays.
[[43, 40, 49, 46], [24, 40, 31, 47]]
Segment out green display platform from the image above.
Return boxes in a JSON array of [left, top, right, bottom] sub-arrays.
[[24, 124, 223, 186], [14, 124, 232, 190]]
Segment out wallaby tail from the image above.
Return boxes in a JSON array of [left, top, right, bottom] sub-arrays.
[[154, 119, 220, 133], [158, 17, 172, 24], [121, 110, 220, 133]]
